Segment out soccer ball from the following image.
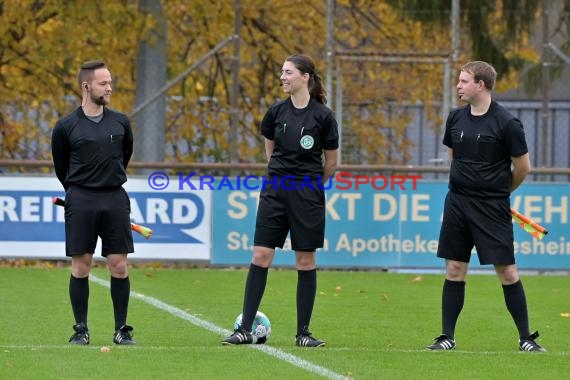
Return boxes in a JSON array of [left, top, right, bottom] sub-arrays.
[[234, 311, 271, 343]]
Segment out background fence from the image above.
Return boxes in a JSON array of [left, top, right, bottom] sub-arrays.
[[340, 99, 570, 182]]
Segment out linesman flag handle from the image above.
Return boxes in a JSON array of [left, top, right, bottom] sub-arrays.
[[511, 209, 548, 240], [52, 197, 153, 239]]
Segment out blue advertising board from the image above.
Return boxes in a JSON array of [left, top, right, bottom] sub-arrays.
[[0, 177, 211, 260], [211, 178, 570, 270], [2, 175, 570, 269]]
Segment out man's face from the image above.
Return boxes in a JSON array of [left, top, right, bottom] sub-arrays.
[[456, 70, 482, 103], [86, 68, 113, 106]]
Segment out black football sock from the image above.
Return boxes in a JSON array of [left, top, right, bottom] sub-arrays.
[[69, 275, 89, 325], [296, 268, 317, 336], [441, 279, 465, 339], [502, 280, 530, 339], [110, 276, 130, 330], [241, 263, 268, 333]]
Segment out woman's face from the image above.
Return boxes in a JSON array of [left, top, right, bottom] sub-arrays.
[[280, 60, 309, 95]]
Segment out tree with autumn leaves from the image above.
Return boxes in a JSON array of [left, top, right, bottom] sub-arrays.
[[1, 0, 569, 171]]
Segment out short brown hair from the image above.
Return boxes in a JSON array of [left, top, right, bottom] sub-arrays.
[[461, 61, 497, 91], [77, 60, 107, 89]]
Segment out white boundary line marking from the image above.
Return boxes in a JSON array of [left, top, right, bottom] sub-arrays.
[[90, 275, 349, 380], [2, 345, 566, 356]]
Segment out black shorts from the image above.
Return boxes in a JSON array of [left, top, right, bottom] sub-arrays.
[[65, 186, 134, 257], [254, 178, 325, 251], [437, 191, 514, 265]]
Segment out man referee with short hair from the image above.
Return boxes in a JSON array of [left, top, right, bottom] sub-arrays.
[[52, 60, 136, 346]]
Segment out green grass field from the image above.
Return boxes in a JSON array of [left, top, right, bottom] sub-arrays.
[[0, 264, 568, 379]]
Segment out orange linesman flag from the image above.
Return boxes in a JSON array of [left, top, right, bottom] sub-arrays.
[[511, 209, 548, 240], [131, 223, 153, 239]]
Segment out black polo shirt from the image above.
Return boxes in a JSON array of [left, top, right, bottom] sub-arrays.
[[261, 98, 339, 179], [443, 100, 528, 198], [51, 106, 133, 190]]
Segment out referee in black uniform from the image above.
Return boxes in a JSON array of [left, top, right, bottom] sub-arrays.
[[426, 61, 545, 352], [222, 54, 339, 347], [52, 61, 136, 345]]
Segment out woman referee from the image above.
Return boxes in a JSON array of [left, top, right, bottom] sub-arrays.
[[222, 54, 339, 347]]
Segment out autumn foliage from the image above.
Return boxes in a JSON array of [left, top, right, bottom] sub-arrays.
[[0, 0, 544, 170]]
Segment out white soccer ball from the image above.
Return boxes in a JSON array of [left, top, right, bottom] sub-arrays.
[[234, 311, 271, 343]]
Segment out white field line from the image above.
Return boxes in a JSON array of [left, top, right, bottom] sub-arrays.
[[90, 275, 349, 380], [2, 345, 567, 357]]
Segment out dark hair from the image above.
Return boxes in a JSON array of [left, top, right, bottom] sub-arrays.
[[461, 61, 497, 91], [77, 60, 107, 89], [285, 54, 327, 104]]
